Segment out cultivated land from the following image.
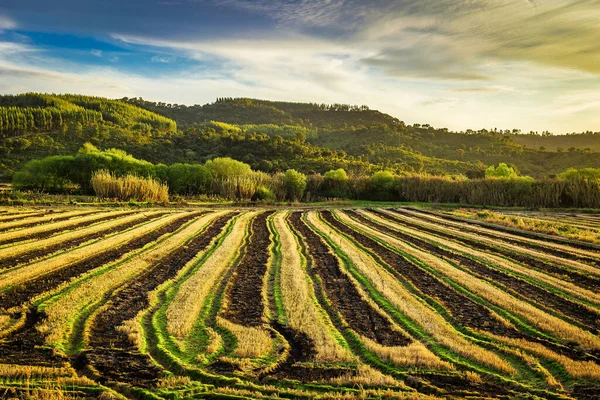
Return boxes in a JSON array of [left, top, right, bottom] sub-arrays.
[[0, 206, 599, 399]]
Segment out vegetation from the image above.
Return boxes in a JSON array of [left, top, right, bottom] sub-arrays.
[[3, 94, 600, 183], [91, 170, 169, 202], [1, 205, 599, 399]]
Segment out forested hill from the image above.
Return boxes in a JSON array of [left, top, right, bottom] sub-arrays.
[[1, 93, 599, 179], [124, 97, 600, 178]]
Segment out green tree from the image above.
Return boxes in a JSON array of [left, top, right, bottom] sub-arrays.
[[205, 157, 252, 179], [485, 163, 517, 179], [283, 169, 307, 201], [323, 168, 349, 198]]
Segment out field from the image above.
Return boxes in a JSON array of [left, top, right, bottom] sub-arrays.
[[0, 206, 599, 399]]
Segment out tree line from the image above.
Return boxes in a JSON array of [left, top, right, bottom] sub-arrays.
[[12, 145, 600, 208]]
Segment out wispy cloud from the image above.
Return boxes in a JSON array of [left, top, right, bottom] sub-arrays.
[[151, 55, 173, 63], [91, 49, 103, 57], [0, 13, 17, 31]]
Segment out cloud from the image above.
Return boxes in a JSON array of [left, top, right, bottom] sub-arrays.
[[151, 55, 173, 63], [0, 14, 17, 31], [447, 86, 516, 93], [217, 0, 600, 79], [91, 49, 103, 57]]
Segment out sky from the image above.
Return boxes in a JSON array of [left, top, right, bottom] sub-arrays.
[[0, 0, 599, 133]]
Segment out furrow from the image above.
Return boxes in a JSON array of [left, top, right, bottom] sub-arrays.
[[289, 211, 411, 347], [0, 211, 168, 269], [82, 212, 233, 387], [222, 211, 274, 326], [358, 210, 600, 332], [0, 210, 138, 246]]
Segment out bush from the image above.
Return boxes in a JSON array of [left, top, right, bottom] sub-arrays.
[[369, 171, 395, 199], [485, 163, 517, 179], [323, 168, 349, 198], [166, 163, 212, 195], [283, 169, 307, 201], [252, 185, 275, 201], [91, 170, 169, 203]]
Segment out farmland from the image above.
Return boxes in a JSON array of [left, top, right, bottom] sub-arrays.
[[0, 206, 599, 399]]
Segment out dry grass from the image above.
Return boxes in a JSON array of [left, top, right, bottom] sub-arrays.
[[38, 213, 219, 348], [486, 331, 600, 380], [402, 208, 600, 274], [274, 211, 355, 363], [320, 211, 516, 375], [91, 170, 169, 203], [216, 316, 273, 358], [0, 210, 149, 262], [382, 209, 600, 302], [460, 209, 600, 244], [0, 364, 74, 378], [363, 210, 600, 349], [328, 364, 401, 386], [360, 336, 453, 370], [0, 210, 125, 244], [0, 212, 181, 295], [0, 209, 99, 233], [166, 211, 257, 338]]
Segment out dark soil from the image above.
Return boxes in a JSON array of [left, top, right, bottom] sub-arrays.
[[347, 210, 599, 363], [0, 211, 102, 233], [82, 212, 233, 387], [406, 208, 600, 266], [326, 211, 520, 338], [371, 209, 600, 332], [222, 211, 274, 326], [392, 208, 600, 293], [0, 308, 66, 367], [0, 212, 199, 310], [288, 212, 410, 347], [0, 212, 207, 370], [412, 372, 511, 398], [265, 322, 357, 383], [0, 212, 168, 269], [0, 210, 138, 246]]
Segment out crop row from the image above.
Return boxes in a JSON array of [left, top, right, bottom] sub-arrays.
[[0, 206, 598, 399]]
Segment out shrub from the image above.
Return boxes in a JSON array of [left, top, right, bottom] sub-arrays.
[[323, 168, 349, 198], [485, 163, 517, 179], [283, 169, 307, 201], [252, 185, 275, 201], [166, 163, 212, 195], [91, 170, 169, 203]]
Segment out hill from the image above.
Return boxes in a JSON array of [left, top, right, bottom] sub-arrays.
[[1, 94, 599, 179]]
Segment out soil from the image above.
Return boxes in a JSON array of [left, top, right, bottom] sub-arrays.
[[371, 210, 600, 332], [0, 212, 199, 310], [264, 321, 357, 383], [0, 211, 103, 233], [392, 208, 600, 293], [222, 211, 274, 326], [0, 210, 138, 246], [0, 212, 168, 269], [288, 212, 410, 347], [327, 211, 520, 338], [0, 212, 208, 370], [82, 212, 233, 387], [411, 372, 512, 397], [407, 208, 600, 266], [0, 307, 66, 367], [348, 210, 599, 363]]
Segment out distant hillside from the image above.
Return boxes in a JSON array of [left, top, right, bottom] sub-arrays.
[[125, 97, 600, 178], [1, 94, 599, 179], [512, 133, 600, 152]]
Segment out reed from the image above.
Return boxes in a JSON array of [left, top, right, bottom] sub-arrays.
[[91, 170, 169, 202]]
